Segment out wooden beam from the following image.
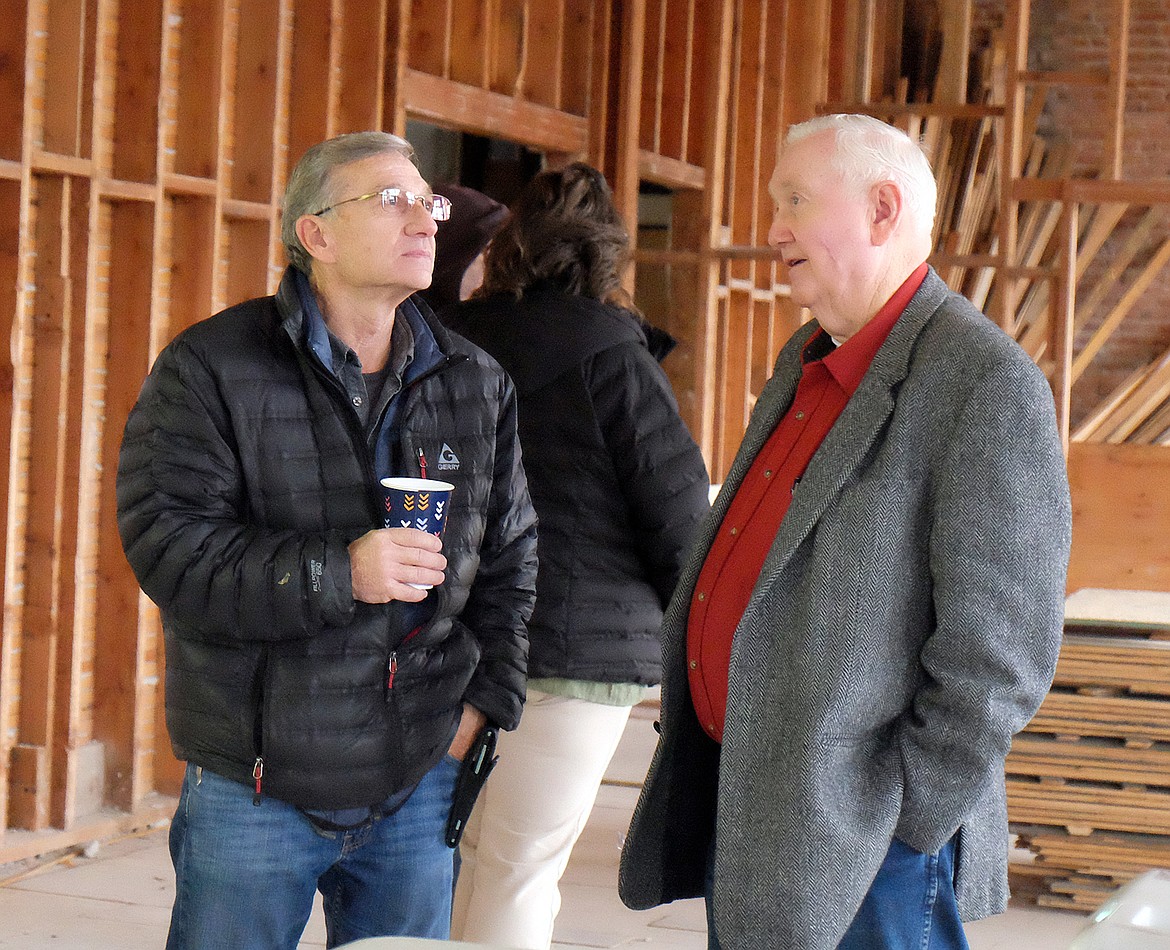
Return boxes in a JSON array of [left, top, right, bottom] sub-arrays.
[[1014, 177, 1170, 205], [584, 0, 609, 169], [525, 0, 564, 109], [1018, 69, 1111, 87], [97, 179, 156, 203], [31, 151, 95, 177], [1103, 0, 1130, 178], [1102, 348, 1170, 444], [633, 247, 702, 265], [642, 0, 665, 154], [172, 0, 223, 180], [332, 0, 388, 133], [1050, 201, 1076, 451], [385, 0, 413, 136], [163, 173, 218, 197], [562, 0, 595, 120], [402, 69, 588, 153], [933, 0, 971, 103], [637, 150, 706, 189], [996, 0, 1031, 329], [692, 0, 735, 475], [612, 0, 646, 269], [449, 0, 488, 89], [1070, 210, 1165, 383], [9, 745, 50, 830]]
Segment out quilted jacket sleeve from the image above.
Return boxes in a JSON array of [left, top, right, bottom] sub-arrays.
[[586, 341, 711, 608], [116, 337, 355, 642], [456, 371, 539, 731]]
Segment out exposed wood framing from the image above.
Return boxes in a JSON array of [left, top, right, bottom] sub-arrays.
[[2, 0, 816, 858], [2, 0, 1167, 877]]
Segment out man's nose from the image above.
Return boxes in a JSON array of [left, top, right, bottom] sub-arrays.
[[767, 213, 791, 248], [408, 203, 439, 236]]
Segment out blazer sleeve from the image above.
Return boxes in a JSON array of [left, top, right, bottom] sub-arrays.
[[894, 355, 1071, 853]]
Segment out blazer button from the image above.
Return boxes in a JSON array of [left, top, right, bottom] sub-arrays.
[[352, 395, 363, 407]]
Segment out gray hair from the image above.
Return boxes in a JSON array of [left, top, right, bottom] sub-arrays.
[[786, 114, 937, 235], [281, 131, 416, 274]]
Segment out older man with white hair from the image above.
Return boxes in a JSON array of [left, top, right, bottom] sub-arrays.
[[619, 114, 1071, 950]]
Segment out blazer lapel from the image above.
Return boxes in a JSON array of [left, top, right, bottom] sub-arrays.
[[663, 269, 953, 651], [754, 269, 951, 586], [659, 321, 816, 654]]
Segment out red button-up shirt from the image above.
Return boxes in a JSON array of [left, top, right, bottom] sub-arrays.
[[686, 264, 928, 742]]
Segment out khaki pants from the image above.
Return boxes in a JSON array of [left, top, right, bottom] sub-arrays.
[[451, 689, 633, 950]]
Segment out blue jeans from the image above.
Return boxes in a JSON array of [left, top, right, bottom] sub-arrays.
[[837, 836, 968, 950], [166, 757, 459, 950], [705, 835, 969, 950]]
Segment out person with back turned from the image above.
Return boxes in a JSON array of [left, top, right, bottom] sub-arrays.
[[444, 162, 710, 950]]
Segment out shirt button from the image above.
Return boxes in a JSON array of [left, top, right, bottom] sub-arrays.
[[689, 659, 697, 670], [352, 396, 363, 407], [795, 411, 805, 420], [697, 591, 706, 602], [729, 527, 738, 536], [708, 722, 716, 732], [764, 469, 773, 478]]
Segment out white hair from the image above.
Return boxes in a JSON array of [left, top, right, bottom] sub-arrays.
[[786, 114, 938, 235]]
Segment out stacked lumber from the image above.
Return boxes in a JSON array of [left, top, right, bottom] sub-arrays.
[[1006, 614, 1170, 910]]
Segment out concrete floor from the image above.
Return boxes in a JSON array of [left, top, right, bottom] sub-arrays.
[[0, 706, 1094, 949]]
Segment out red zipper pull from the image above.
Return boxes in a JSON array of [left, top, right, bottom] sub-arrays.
[[387, 652, 398, 691], [417, 446, 428, 479], [252, 757, 264, 806]]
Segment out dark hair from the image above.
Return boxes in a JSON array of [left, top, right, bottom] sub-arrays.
[[480, 163, 630, 303], [417, 183, 510, 312]]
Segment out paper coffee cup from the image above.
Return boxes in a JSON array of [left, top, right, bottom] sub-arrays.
[[380, 477, 455, 589]]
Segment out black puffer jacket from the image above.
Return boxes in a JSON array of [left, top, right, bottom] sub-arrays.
[[117, 269, 538, 810], [443, 285, 709, 685]]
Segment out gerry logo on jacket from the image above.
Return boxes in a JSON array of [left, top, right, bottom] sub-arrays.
[[437, 443, 461, 472]]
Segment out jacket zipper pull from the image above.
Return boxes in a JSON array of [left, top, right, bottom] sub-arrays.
[[252, 756, 264, 806], [417, 446, 428, 479], [387, 652, 398, 692]]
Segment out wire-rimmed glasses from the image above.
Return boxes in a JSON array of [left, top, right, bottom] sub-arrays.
[[313, 188, 452, 221]]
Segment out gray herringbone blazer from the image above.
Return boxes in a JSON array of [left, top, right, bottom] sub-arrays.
[[619, 269, 1071, 949]]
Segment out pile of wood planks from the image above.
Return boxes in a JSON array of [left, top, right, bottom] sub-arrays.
[[1006, 614, 1170, 910]]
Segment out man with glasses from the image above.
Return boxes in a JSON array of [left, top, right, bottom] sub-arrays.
[[117, 131, 538, 949]]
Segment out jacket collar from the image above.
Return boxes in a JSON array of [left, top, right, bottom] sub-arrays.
[[277, 265, 446, 381]]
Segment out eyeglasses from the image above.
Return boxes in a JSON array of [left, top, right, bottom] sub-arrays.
[[312, 188, 452, 221]]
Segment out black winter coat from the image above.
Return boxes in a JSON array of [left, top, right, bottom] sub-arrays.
[[443, 285, 709, 685], [117, 269, 538, 810]]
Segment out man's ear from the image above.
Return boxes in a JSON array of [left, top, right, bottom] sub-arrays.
[[295, 214, 336, 264], [870, 181, 903, 246]]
